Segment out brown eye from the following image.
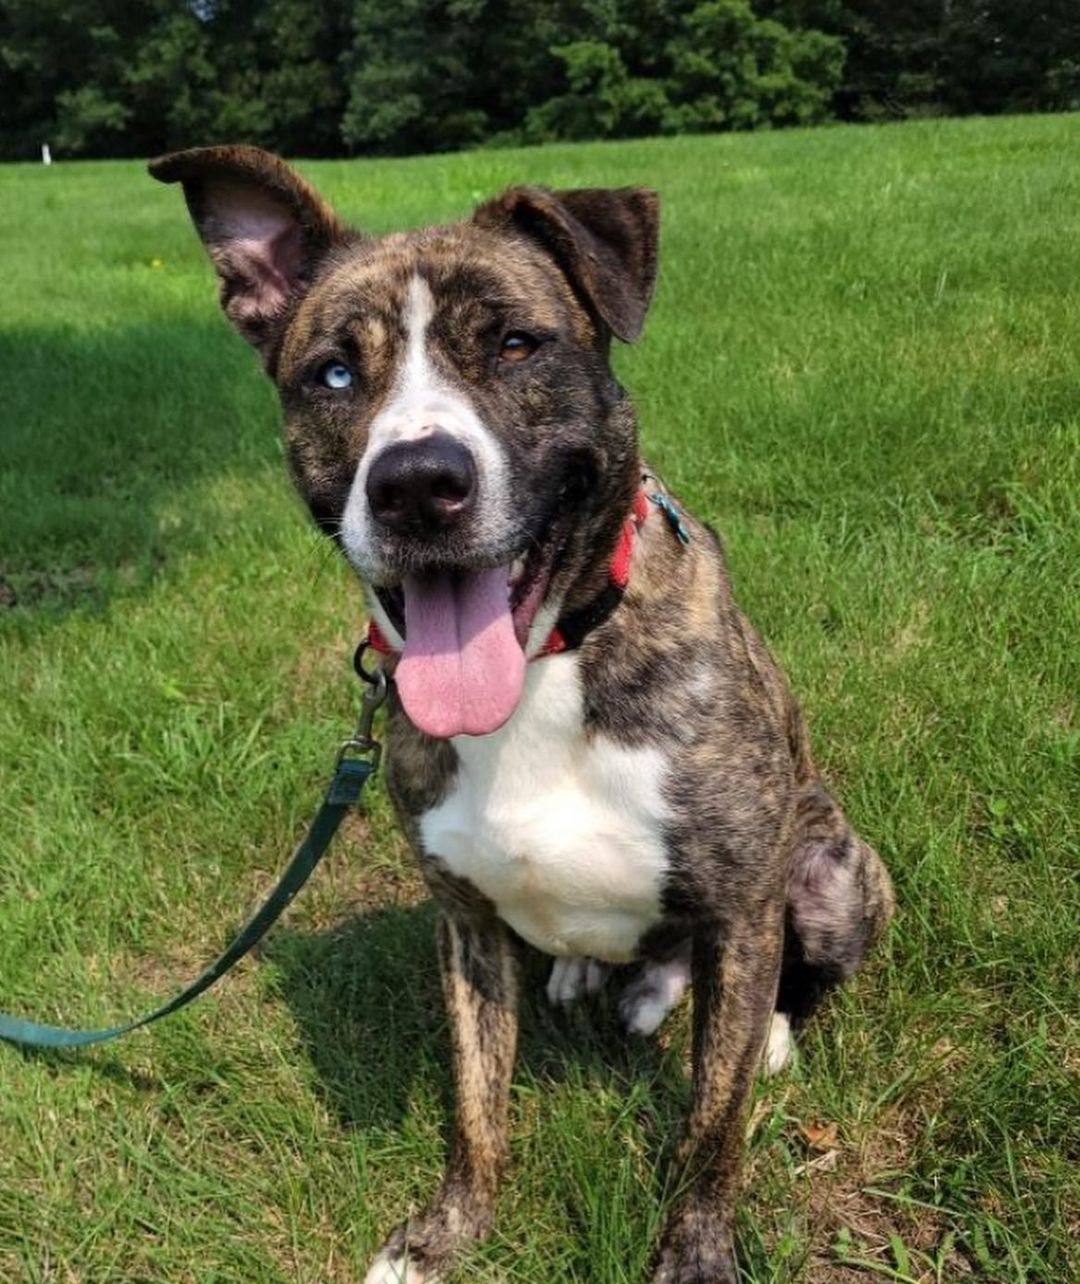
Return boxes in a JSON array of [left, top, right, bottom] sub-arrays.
[[500, 331, 539, 363]]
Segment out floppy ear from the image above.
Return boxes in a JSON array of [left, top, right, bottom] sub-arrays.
[[473, 185, 659, 342], [148, 144, 347, 362]]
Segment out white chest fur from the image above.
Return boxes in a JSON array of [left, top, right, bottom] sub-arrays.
[[419, 654, 671, 962]]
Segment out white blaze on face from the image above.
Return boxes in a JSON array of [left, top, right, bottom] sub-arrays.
[[340, 272, 512, 600]]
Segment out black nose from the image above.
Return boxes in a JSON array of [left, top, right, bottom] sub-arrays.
[[365, 432, 477, 535]]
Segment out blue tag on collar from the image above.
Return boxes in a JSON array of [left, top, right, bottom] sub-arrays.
[[648, 492, 691, 546]]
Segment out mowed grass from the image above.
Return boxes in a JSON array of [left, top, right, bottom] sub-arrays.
[[1, 114, 1078, 1283]]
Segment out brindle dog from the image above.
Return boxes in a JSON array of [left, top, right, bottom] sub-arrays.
[[150, 146, 893, 1284]]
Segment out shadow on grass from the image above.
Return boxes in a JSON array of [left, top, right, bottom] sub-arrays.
[[264, 904, 684, 1144], [0, 318, 278, 620], [266, 908, 696, 1283], [7, 1042, 165, 1093]]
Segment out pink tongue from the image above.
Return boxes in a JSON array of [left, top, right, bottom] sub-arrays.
[[396, 567, 526, 738]]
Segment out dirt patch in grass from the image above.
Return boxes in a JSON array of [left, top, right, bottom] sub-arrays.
[[740, 1025, 972, 1282], [789, 1103, 970, 1282]]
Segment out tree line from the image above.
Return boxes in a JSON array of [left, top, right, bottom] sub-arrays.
[[2, 0, 1078, 161]]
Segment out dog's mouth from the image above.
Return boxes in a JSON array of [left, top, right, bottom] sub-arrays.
[[375, 524, 561, 740]]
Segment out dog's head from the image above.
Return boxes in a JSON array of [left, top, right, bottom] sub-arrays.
[[150, 146, 659, 737]]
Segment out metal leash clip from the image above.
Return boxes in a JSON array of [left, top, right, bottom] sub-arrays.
[[337, 640, 389, 773]]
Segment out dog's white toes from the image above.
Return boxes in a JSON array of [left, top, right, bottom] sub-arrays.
[[620, 956, 690, 1036], [763, 1012, 793, 1075], [545, 958, 564, 1005], [585, 958, 609, 994], [547, 956, 607, 1006], [363, 1251, 431, 1284], [546, 957, 571, 1004], [556, 958, 587, 1004], [547, 956, 584, 1005]]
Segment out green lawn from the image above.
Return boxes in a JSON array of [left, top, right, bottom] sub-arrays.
[[1, 114, 1078, 1283]]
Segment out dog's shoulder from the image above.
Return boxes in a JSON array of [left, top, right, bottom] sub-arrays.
[[580, 498, 795, 751]]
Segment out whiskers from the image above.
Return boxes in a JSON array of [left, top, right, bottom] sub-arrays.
[[298, 522, 349, 580]]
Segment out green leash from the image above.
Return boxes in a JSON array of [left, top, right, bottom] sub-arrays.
[[0, 658, 387, 1051]]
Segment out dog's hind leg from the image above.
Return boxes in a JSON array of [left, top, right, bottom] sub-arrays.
[[364, 911, 519, 1284], [772, 781, 894, 1068]]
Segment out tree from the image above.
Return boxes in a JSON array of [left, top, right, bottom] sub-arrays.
[[341, 0, 491, 153], [0, 0, 352, 160], [3, 0, 1077, 161], [760, 0, 1080, 119], [943, 1, 1080, 115]]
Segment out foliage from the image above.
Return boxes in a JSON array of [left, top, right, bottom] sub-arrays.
[[520, 2, 844, 143], [762, 0, 1080, 120], [336, 0, 842, 154], [0, 0, 350, 159], [0, 0, 1077, 158]]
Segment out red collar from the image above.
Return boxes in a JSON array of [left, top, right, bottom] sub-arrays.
[[366, 486, 651, 661]]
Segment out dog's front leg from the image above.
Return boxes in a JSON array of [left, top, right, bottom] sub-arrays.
[[365, 910, 519, 1284], [651, 905, 784, 1284]]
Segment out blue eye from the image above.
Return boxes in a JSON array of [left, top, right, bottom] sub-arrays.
[[317, 361, 354, 390]]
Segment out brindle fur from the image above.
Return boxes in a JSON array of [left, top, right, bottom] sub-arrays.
[[375, 911, 520, 1277], [151, 146, 894, 1284]]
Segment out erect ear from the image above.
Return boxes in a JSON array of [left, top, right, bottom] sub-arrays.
[[473, 185, 659, 342], [148, 145, 347, 362]]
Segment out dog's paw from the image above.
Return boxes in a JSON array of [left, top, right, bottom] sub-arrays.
[[546, 956, 608, 1006], [620, 956, 690, 1036], [364, 1249, 432, 1284], [366, 1196, 491, 1284], [651, 1210, 737, 1284], [652, 1199, 737, 1284], [650, 1247, 736, 1284], [762, 1011, 793, 1075]]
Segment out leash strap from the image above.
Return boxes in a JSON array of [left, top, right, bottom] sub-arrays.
[[0, 667, 386, 1051]]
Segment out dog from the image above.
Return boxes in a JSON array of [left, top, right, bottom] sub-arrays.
[[150, 145, 894, 1284]]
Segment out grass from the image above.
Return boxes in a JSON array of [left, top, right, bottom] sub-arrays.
[[1, 113, 1078, 1282]]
